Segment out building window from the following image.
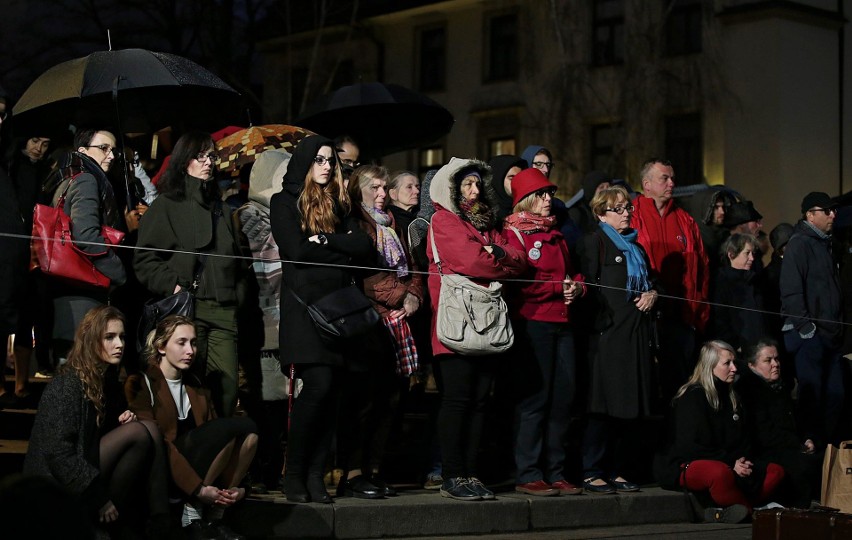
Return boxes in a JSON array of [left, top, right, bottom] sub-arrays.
[[592, 0, 625, 66], [489, 137, 516, 159], [484, 13, 519, 82], [589, 123, 625, 177], [418, 26, 446, 92], [665, 0, 703, 56], [665, 113, 702, 185], [419, 146, 444, 176]]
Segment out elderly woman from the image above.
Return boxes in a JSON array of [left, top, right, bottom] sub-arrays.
[[427, 157, 526, 501], [708, 233, 768, 352], [335, 165, 425, 498], [501, 168, 585, 497], [736, 338, 821, 508], [135, 131, 246, 418], [386, 170, 421, 236], [270, 135, 373, 504], [579, 185, 657, 494], [654, 340, 785, 523]]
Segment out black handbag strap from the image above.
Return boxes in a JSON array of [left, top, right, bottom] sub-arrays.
[[191, 200, 222, 292]]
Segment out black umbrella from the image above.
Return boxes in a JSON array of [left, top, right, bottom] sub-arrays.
[[12, 48, 242, 134], [295, 82, 454, 159]]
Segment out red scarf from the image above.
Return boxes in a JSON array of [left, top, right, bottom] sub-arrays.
[[504, 211, 557, 233]]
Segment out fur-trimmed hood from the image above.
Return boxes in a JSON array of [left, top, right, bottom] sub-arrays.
[[429, 157, 498, 228]]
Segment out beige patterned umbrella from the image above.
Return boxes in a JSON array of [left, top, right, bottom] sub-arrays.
[[215, 124, 313, 177]]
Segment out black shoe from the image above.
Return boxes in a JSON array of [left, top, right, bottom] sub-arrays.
[[608, 477, 640, 492], [466, 477, 495, 500], [343, 475, 384, 499], [183, 520, 221, 540], [283, 476, 310, 503], [369, 475, 397, 497], [583, 477, 616, 495], [307, 474, 333, 504], [704, 504, 749, 524], [206, 521, 246, 540], [439, 477, 481, 501]]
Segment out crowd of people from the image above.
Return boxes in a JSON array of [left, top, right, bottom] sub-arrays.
[[0, 80, 851, 538]]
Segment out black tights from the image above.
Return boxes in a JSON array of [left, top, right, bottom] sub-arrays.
[[285, 364, 338, 482], [99, 419, 168, 524]]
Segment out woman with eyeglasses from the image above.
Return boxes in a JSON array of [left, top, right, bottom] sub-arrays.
[[135, 131, 246, 418], [501, 168, 585, 497], [579, 185, 657, 494], [270, 135, 373, 503], [44, 128, 127, 363]]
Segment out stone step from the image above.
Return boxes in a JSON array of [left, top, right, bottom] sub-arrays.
[[0, 408, 36, 440], [225, 486, 692, 539], [0, 439, 27, 478]]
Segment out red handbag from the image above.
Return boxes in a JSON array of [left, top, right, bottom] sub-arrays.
[[31, 178, 125, 289]]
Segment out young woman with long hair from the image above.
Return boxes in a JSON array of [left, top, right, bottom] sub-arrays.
[[126, 315, 257, 539], [24, 305, 169, 537], [269, 135, 373, 503]]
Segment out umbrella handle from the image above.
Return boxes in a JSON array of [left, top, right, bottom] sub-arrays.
[[112, 76, 134, 212]]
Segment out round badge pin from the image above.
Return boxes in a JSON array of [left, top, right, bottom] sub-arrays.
[[528, 248, 541, 260], [615, 255, 623, 263], [533, 240, 543, 249]]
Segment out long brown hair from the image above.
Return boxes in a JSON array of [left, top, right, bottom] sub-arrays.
[[297, 144, 350, 234], [62, 305, 126, 426]]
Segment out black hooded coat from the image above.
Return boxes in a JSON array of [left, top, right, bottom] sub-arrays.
[[269, 135, 373, 367]]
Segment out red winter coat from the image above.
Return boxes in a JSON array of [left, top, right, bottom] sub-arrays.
[[426, 157, 527, 357], [501, 225, 585, 323], [631, 195, 709, 331]]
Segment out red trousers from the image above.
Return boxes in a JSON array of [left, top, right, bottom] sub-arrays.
[[680, 459, 785, 509]]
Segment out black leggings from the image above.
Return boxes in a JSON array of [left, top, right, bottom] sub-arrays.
[[174, 417, 258, 481], [285, 364, 338, 480], [99, 419, 168, 521]]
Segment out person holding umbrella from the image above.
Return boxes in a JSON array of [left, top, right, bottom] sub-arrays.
[[44, 128, 127, 363], [135, 131, 247, 418]]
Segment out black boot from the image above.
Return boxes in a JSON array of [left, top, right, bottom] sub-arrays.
[[284, 474, 310, 503], [306, 473, 332, 504]]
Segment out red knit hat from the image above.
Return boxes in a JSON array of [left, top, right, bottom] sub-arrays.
[[511, 167, 556, 207]]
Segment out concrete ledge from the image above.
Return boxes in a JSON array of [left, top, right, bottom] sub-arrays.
[[227, 487, 692, 539]]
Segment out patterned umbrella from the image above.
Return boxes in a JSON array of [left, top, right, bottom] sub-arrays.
[[215, 124, 314, 177]]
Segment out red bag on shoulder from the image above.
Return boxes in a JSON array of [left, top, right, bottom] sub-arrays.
[[31, 178, 124, 289]]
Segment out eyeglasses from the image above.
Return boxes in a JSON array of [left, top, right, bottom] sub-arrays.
[[313, 156, 336, 167], [532, 161, 553, 169], [194, 152, 219, 163], [340, 158, 360, 167], [809, 207, 837, 216], [86, 144, 117, 156], [605, 204, 635, 215], [534, 188, 557, 199]]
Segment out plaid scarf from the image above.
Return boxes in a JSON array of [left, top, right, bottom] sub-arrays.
[[504, 211, 557, 233], [382, 315, 419, 376]]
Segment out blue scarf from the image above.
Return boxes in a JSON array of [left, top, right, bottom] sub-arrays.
[[598, 222, 651, 300]]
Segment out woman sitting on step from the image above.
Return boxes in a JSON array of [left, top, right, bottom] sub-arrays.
[[126, 315, 257, 540]]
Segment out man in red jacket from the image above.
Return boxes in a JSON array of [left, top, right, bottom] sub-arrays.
[[631, 158, 709, 403]]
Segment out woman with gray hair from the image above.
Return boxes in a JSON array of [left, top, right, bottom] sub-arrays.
[[654, 340, 785, 523]]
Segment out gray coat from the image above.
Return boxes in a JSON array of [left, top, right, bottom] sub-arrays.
[[24, 371, 109, 513]]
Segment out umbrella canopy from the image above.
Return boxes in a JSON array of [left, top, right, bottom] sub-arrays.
[[295, 82, 454, 159], [13, 48, 242, 134], [215, 124, 313, 177]]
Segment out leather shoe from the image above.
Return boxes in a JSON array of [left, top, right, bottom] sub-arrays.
[[369, 475, 397, 497], [515, 480, 558, 496], [183, 520, 222, 540], [583, 477, 616, 495], [207, 521, 246, 540], [343, 475, 384, 499], [704, 504, 749, 524], [284, 477, 310, 503], [439, 477, 481, 501], [307, 474, 332, 504], [609, 477, 640, 492], [550, 480, 582, 496], [466, 477, 495, 500]]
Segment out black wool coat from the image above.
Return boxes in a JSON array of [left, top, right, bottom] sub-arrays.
[[269, 135, 373, 367]]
